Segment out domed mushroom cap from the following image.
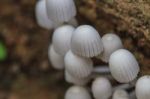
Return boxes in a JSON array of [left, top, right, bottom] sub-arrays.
[[64, 50, 93, 78], [109, 49, 140, 83], [135, 75, 150, 99], [71, 25, 103, 58], [112, 89, 129, 99], [35, 0, 54, 29], [52, 25, 75, 56], [46, 0, 76, 23], [97, 33, 123, 62], [48, 44, 64, 70], [65, 70, 91, 86], [65, 86, 92, 99], [92, 77, 112, 99]]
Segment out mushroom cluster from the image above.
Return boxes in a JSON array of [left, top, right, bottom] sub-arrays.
[[35, 0, 149, 99]]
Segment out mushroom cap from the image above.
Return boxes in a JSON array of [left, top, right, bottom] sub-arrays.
[[92, 77, 112, 99], [48, 44, 64, 70], [97, 33, 123, 62], [71, 25, 103, 58], [109, 49, 140, 83], [46, 0, 76, 23], [52, 25, 75, 56], [65, 70, 91, 86], [135, 75, 150, 99], [112, 89, 129, 99], [65, 86, 92, 99], [64, 50, 93, 78], [35, 0, 55, 29]]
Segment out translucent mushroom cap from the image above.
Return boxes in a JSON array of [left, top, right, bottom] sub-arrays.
[[97, 33, 123, 62], [109, 49, 140, 83], [65, 86, 92, 99], [35, 0, 55, 29], [64, 50, 93, 78], [112, 89, 129, 99], [65, 70, 91, 86], [52, 25, 75, 56], [136, 75, 150, 99], [46, 0, 76, 23], [71, 25, 103, 58], [92, 77, 112, 99], [48, 44, 64, 70]]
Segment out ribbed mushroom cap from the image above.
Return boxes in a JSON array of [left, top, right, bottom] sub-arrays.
[[65, 86, 92, 99], [136, 75, 150, 99], [65, 70, 91, 86], [35, 0, 54, 29], [48, 44, 64, 70], [92, 77, 112, 99], [52, 25, 75, 56], [46, 0, 76, 23], [64, 50, 93, 78], [97, 33, 123, 62], [71, 25, 103, 58], [109, 49, 140, 83], [112, 89, 129, 99]]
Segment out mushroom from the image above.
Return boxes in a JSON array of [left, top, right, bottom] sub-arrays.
[[52, 25, 75, 56], [48, 44, 64, 70], [92, 77, 112, 99], [64, 50, 93, 78], [71, 25, 103, 58], [109, 49, 140, 83], [46, 0, 76, 23], [97, 33, 123, 62], [135, 75, 150, 99], [35, 0, 57, 29], [112, 89, 129, 99], [65, 86, 92, 99], [65, 70, 91, 86]]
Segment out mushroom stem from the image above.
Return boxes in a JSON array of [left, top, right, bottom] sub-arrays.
[[93, 66, 110, 74]]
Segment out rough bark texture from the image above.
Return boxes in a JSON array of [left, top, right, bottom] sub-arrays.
[[76, 0, 150, 75]]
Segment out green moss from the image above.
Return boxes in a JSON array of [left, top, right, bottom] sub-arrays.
[[0, 42, 7, 61]]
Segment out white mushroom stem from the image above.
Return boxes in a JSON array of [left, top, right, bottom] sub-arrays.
[[113, 81, 136, 91], [93, 66, 110, 74]]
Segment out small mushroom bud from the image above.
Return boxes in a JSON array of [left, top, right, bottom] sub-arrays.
[[65, 86, 92, 99], [71, 25, 103, 58], [46, 0, 76, 23], [97, 33, 123, 62], [92, 77, 112, 99], [135, 75, 150, 99], [65, 70, 91, 86], [48, 44, 64, 70], [35, 0, 55, 29], [64, 50, 93, 78], [52, 25, 75, 56], [109, 49, 140, 83], [112, 89, 129, 99]]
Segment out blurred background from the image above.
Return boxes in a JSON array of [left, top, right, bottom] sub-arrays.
[[0, 0, 149, 99]]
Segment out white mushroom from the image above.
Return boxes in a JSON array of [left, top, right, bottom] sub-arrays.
[[64, 50, 93, 78], [35, 0, 56, 29], [46, 0, 76, 23], [109, 49, 140, 83], [65, 70, 91, 86], [71, 25, 103, 58], [65, 86, 92, 99], [97, 33, 123, 62], [112, 89, 129, 99], [92, 77, 112, 99], [48, 44, 64, 70], [135, 75, 150, 99], [52, 25, 75, 56]]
